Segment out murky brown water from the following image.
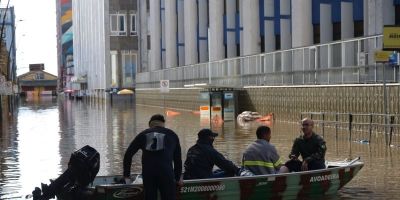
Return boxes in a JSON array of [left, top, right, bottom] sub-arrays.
[[0, 97, 399, 199]]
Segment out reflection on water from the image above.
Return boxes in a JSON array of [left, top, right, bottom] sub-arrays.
[[0, 98, 399, 199]]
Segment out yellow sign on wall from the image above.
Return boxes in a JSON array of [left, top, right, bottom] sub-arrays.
[[383, 26, 400, 50], [374, 51, 392, 63]]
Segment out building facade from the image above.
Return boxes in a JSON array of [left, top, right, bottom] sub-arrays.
[[56, 0, 74, 93], [71, 0, 138, 99], [136, 0, 400, 88], [18, 64, 58, 97], [0, 6, 17, 83], [0, 6, 17, 121]]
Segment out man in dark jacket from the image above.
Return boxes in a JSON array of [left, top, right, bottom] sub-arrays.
[[183, 129, 239, 180], [285, 118, 327, 172], [123, 114, 182, 200]]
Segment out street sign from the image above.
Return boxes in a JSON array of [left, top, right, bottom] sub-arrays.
[[374, 51, 392, 63], [160, 80, 169, 93], [383, 26, 400, 50]]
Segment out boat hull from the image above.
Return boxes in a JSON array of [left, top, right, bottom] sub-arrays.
[[60, 161, 363, 200]]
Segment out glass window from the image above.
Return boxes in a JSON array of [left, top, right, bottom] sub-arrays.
[[130, 14, 137, 36], [111, 51, 118, 88], [110, 14, 126, 36], [122, 52, 137, 87]]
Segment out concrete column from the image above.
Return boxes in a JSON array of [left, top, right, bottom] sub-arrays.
[[198, 0, 208, 62], [280, 0, 291, 72], [226, 0, 237, 58], [291, 0, 312, 48], [342, 2, 355, 66], [150, 0, 161, 70], [177, 0, 185, 66], [365, 0, 384, 36], [161, 0, 166, 68], [264, 0, 275, 52], [341, 1, 354, 39], [209, 0, 224, 61], [320, 3, 332, 43], [280, 0, 291, 50], [383, 0, 395, 25], [184, 0, 198, 65], [139, 0, 148, 72], [242, 0, 260, 55], [165, 0, 177, 68]]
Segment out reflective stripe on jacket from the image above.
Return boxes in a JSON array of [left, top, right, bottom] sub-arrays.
[[242, 139, 282, 175]]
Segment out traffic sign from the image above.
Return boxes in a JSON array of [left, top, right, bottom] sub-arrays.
[[160, 80, 169, 93]]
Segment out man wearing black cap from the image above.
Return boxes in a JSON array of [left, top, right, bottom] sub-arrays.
[[183, 129, 239, 180], [123, 114, 182, 200]]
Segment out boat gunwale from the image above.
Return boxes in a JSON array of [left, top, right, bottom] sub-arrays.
[[93, 161, 364, 188]]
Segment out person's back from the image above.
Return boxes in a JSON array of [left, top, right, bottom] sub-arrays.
[[242, 126, 283, 175], [136, 126, 180, 174], [123, 114, 182, 200], [183, 129, 239, 180]]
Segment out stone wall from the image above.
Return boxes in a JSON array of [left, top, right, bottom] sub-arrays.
[[136, 85, 400, 123]]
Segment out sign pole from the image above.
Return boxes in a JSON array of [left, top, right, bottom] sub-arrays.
[[383, 63, 389, 145]]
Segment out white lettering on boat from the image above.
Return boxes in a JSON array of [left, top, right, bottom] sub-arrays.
[[310, 174, 339, 183], [256, 181, 268, 186], [180, 184, 226, 193]]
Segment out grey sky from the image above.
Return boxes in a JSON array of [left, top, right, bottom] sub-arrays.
[[4, 0, 58, 76]]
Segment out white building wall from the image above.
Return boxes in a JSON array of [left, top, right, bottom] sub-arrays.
[[165, 0, 177, 68], [198, 0, 209, 62], [209, 0, 224, 61], [242, 0, 260, 55], [150, 0, 162, 70], [291, 0, 312, 48], [72, 0, 108, 98], [184, 0, 198, 65]]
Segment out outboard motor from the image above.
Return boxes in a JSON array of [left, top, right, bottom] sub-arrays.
[[32, 145, 100, 200]]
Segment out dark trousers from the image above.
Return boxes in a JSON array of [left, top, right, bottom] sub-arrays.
[[285, 159, 326, 172], [143, 171, 176, 200]]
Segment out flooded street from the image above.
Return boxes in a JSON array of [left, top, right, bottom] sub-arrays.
[[0, 97, 399, 199]]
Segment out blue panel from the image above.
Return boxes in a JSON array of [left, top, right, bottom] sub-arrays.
[[395, 0, 400, 5], [312, 0, 320, 24], [274, 0, 280, 35], [259, 0, 265, 36], [332, 0, 341, 23], [354, 0, 363, 21]]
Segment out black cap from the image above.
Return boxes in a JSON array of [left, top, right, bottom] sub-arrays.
[[198, 129, 218, 139], [149, 114, 165, 124]]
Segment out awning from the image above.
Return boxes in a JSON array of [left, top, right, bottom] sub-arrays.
[[117, 89, 134, 95]]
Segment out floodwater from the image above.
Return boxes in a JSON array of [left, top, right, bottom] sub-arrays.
[[0, 97, 399, 199]]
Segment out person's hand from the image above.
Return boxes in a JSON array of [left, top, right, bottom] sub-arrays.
[[301, 161, 308, 171], [289, 154, 298, 160], [176, 178, 183, 187]]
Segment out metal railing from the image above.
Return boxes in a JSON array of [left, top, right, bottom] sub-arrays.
[[136, 35, 399, 88], [300, 112, 400, 146]]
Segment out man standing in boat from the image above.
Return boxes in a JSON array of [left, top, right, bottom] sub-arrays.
[[285, 118, 327, 172], [183, 129, 239, 180], [123, 114, 182, 200], [242, 126, 285, 175]]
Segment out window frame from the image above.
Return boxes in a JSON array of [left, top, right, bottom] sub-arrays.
[[110, 13, 127, 36], [121, 51, 137, 87], [130, 13, 137, 36]]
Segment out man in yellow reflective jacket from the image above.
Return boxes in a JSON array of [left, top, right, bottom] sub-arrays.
[[242, 126, 284, 175]]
